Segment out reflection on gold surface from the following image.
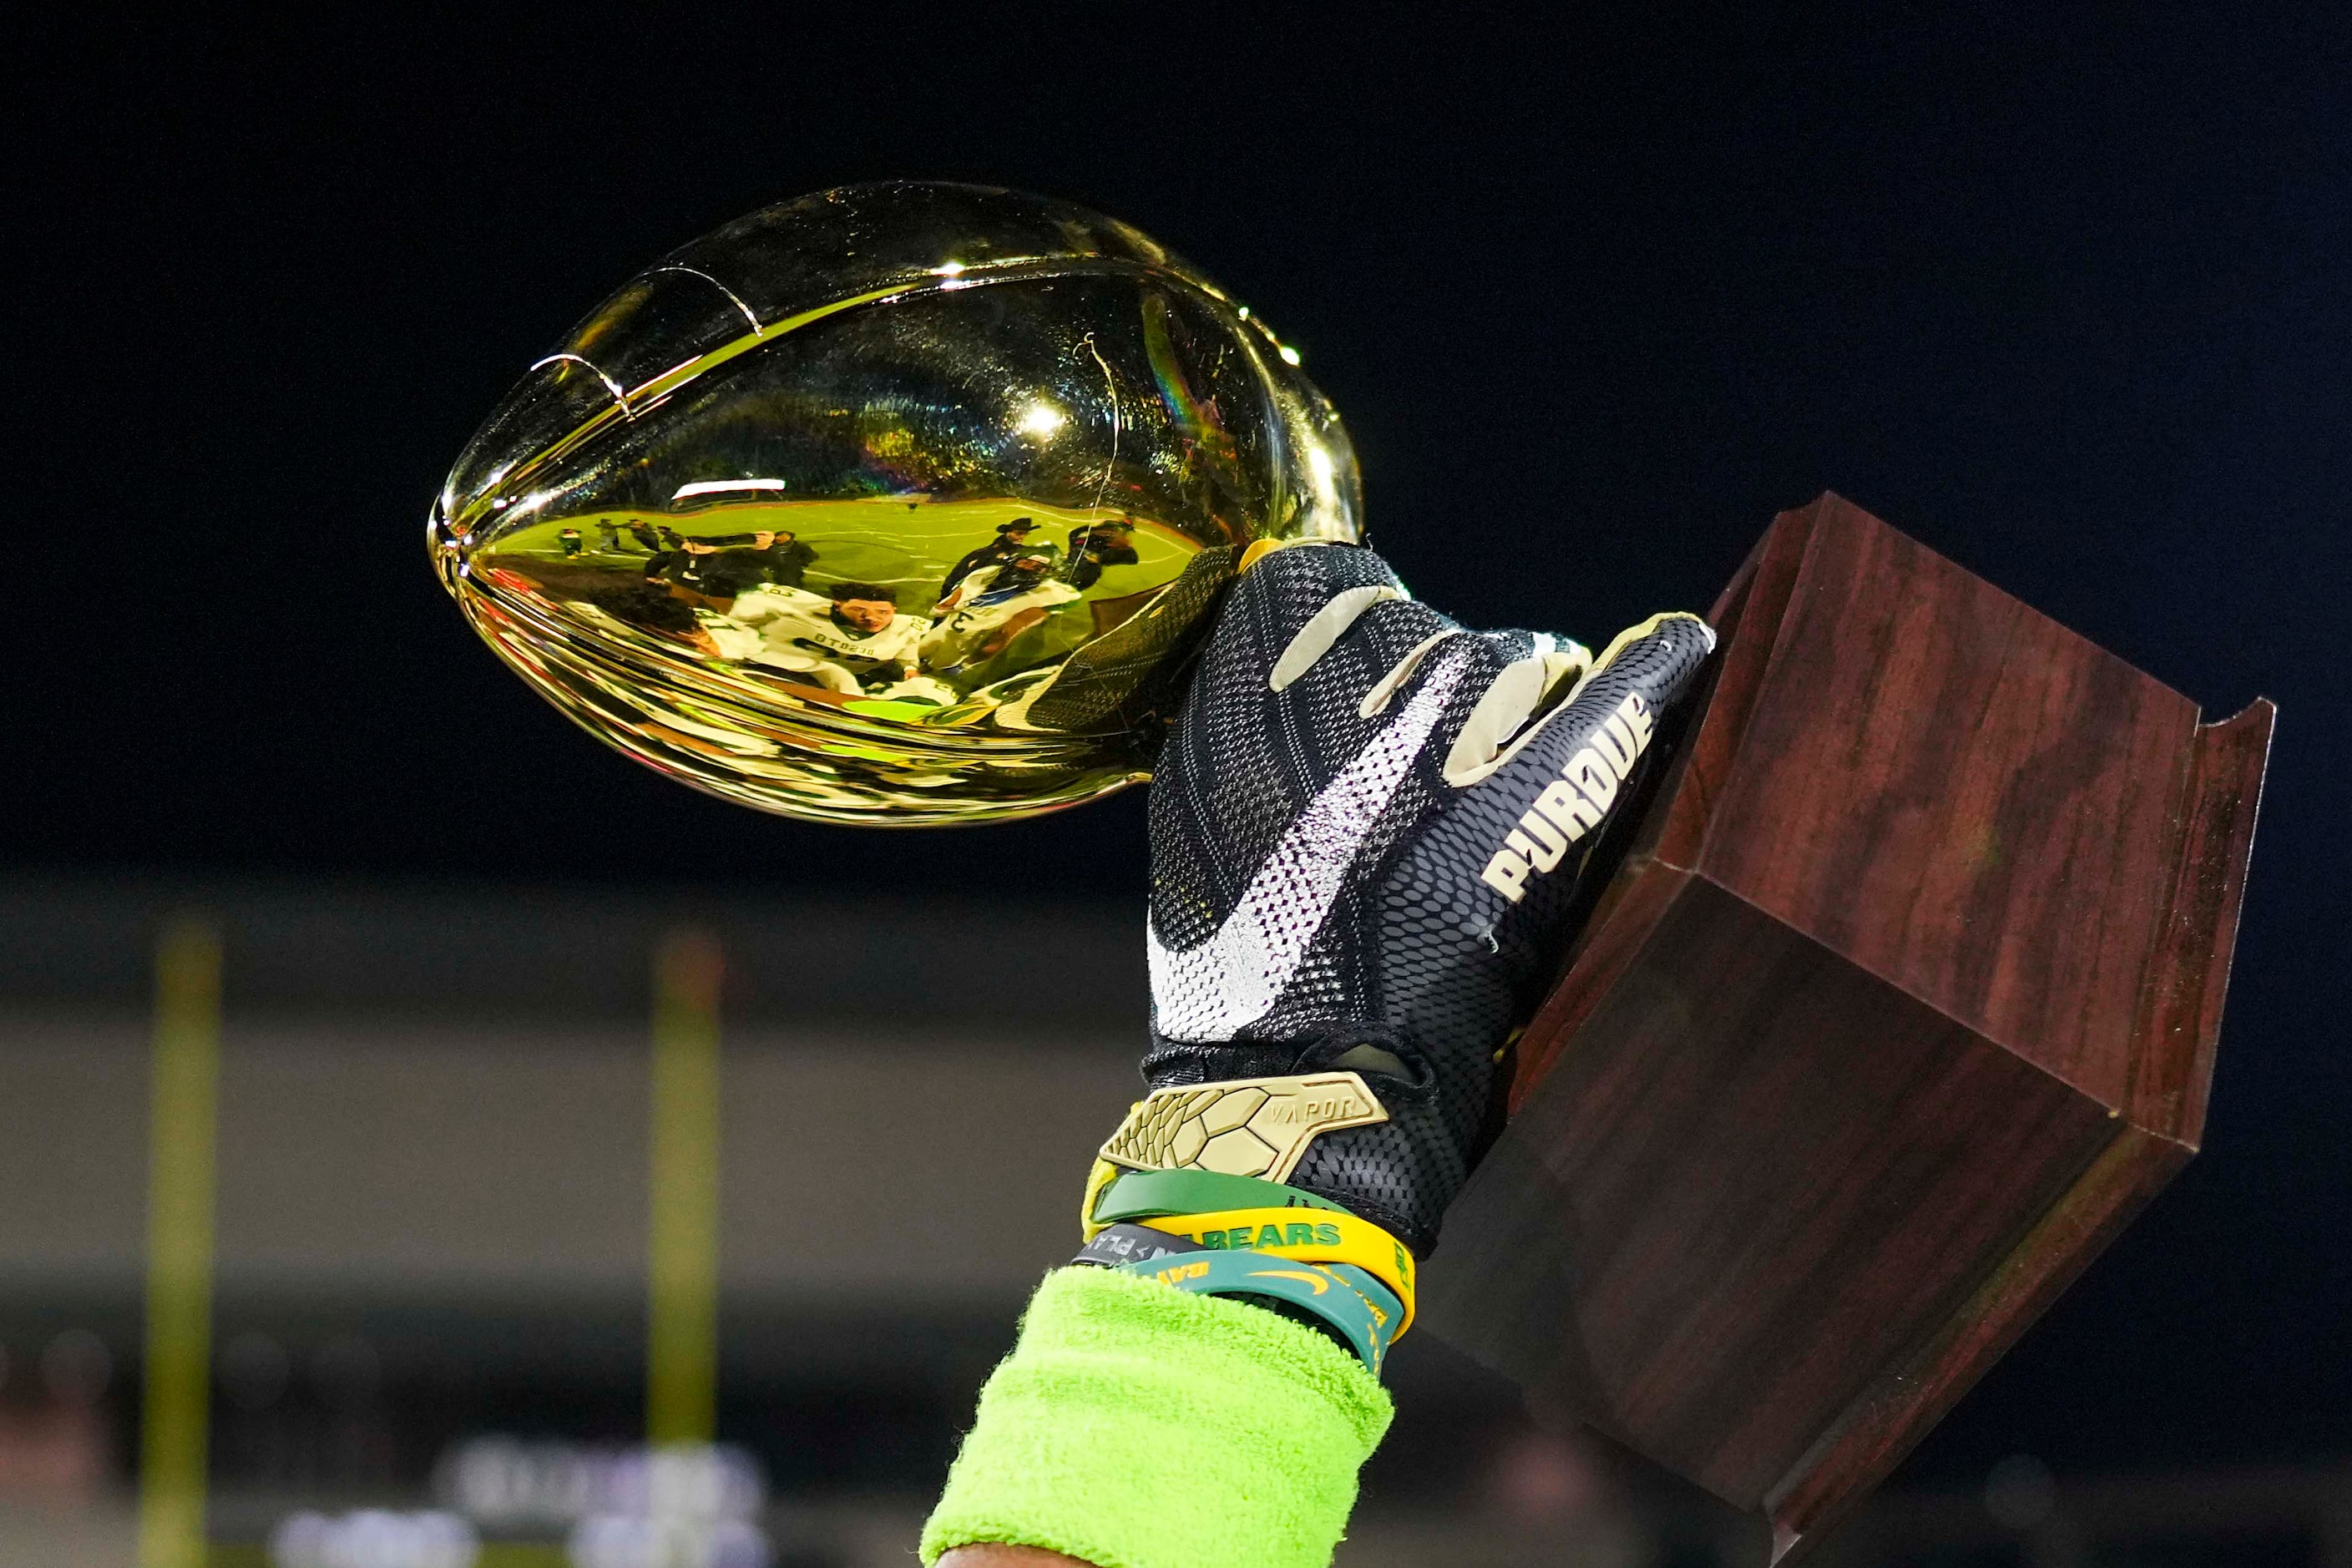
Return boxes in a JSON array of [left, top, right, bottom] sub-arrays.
[[432, 182, 1362, 824]]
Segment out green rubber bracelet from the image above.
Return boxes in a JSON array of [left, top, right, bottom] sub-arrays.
[[1092, 1168, 1349, 1227], [1115, 1250, 1401, 1376]]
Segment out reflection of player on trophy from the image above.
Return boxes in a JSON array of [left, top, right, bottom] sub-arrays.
[[723, 580, 944, 698], [1061, 519, 1139, 590], [938, 518, 1060, 604], [646, 529, 817, 604], [922, 553, 1083, 674]]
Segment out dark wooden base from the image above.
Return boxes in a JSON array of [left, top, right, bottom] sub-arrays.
[[1422, 494, 2272, 1562]]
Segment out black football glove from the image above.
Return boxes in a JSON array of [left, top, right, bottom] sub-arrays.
[[1116, 542, 1715, 1258]]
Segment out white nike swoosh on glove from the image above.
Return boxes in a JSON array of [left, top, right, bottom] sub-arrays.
[[1148, 655, 1468, 1039]]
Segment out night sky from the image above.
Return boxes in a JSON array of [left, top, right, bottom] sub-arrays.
[[13, 11, 2348, 1482]]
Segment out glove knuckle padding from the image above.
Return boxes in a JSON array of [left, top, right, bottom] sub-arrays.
[[1146, 545, 1714, 1253]]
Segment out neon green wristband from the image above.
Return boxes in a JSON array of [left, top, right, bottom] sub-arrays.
[[920, 1267, 1393, 1568]]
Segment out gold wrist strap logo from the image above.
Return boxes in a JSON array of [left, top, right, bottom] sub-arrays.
[[1098, 1072, 1388, 1184]]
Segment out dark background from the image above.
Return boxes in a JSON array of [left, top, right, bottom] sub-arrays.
[[12, 7, 2347, 1489]]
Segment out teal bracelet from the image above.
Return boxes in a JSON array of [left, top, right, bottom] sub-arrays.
[[1321, 1263, 1407, 1348], [1115, 1250, 1404, 1376], [1092, 1167, 1349, 1227]]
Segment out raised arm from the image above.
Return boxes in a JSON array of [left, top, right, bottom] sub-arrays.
[[921, 543, 1714, 1568]]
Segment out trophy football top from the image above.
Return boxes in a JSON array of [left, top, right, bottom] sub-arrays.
[[431, 182, 1362, 825]]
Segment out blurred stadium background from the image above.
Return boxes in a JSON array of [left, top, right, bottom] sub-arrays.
[[1, 876, 2344, 1568]]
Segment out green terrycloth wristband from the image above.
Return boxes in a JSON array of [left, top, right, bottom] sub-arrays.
[[920, 1266, 1395, 1568]]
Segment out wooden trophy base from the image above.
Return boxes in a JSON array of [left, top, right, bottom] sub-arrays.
[[1421, 494, 2272, 1562]]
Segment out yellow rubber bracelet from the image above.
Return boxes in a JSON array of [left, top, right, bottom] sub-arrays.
[[1136, 1206, 1418, 1334]]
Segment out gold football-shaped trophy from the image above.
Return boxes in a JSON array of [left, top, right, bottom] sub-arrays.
[[431, 182, 1362, 824]]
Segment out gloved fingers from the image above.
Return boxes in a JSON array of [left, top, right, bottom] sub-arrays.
[[1269, 584, 1409, 690], [1211, 543, 1425, 695], [1354, 630, 1455, 716], [1455, 612, 1716, 901], [1433, 631, 1592, 776], [1459, 612, 1713, 787], [1253, 564, 1598, 767]]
